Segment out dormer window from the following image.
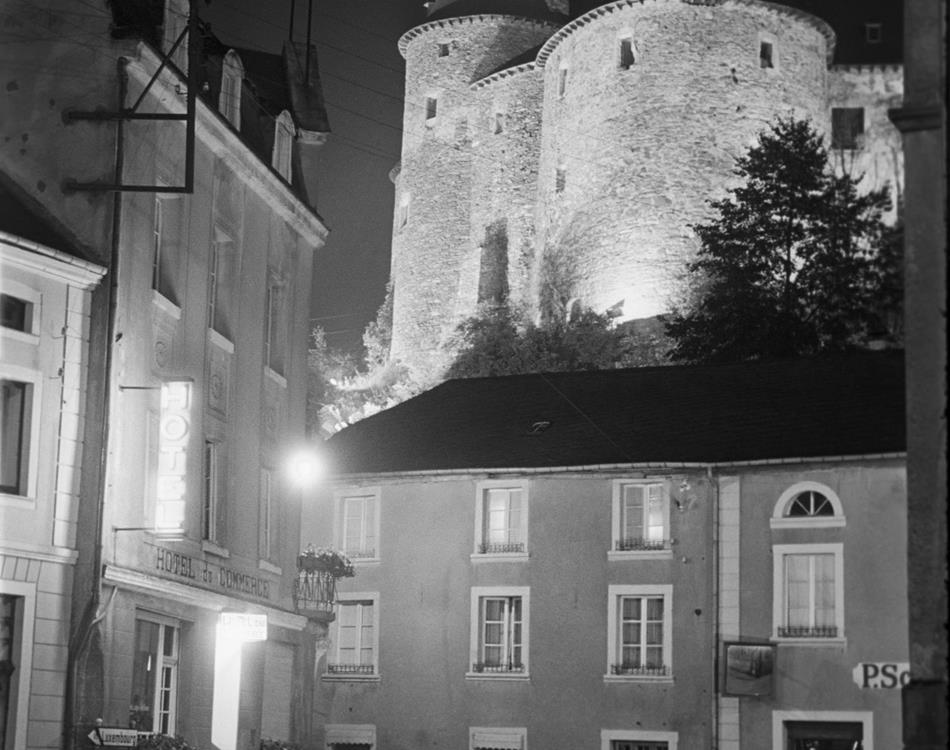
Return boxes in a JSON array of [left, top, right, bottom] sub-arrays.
[[219, 50, 244, 129], [272, 110, 295, 182]]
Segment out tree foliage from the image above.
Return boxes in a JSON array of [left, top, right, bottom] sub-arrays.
[[445, 304, 668, 379], [665, 117, 902, 363]]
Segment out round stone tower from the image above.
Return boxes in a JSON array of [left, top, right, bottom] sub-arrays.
[[533, 0, 833, 321], [390, 3, 564, 381]]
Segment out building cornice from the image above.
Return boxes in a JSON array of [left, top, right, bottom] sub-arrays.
[[0, 542, 79, 566], [830, 62, 903, 74], [398, 15, 561, 58], [0, 232, 105, 288], [888, 104, 945, 134], [129, 44, 329, 246], [472, 61, 538, 90], [103, 563, 309, 631], [535, 0, 836, 69], [323, 452, 906, 483]]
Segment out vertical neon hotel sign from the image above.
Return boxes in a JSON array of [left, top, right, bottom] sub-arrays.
[[156, 380, 192, 532]]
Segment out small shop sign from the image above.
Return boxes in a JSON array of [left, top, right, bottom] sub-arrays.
[[219, 611, 268, 642], [722, 642, 775, 696], [852, 661, 910, 688], [87, 726, 148, 747]]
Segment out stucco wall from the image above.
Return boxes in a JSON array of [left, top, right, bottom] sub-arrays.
[[306, 470, 714, 749]]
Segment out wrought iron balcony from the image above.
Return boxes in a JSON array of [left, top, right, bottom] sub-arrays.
[[614, 537, 669, 551], [777, 625, 839, 638], [292, 547, 355, 618], [477, 542, 525, 554], [472, 661, 525, 674], [610, 663, 670, 677]]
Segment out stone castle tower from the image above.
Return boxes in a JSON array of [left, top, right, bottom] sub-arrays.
[[388, 0, 903, 381]]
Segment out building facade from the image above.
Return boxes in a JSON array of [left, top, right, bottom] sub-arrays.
[[1, 1, 331, 747], [1, 226, 104, 750], [386, 0, 904, 381], [303, 352, 907, 750]]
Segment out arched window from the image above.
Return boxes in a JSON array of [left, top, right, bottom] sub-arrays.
[[771, 482, 845, 529], [272, 110, 295, 182], [219, 50, 244, 129]]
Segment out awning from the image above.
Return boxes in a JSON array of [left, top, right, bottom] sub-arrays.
[[471, 730, 524, 750]]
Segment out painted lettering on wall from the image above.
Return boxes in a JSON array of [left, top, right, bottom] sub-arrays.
[[156, 380, 191, 532], [155, 546, 272, 601], [852, 662, 910, 689]]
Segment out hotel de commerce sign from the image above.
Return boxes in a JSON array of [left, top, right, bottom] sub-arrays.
[[153, 545, 273, 602]]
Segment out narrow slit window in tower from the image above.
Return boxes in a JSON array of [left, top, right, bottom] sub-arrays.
[[555, 167, 566, 194], [557, 67, 568, 98], [620, 38, 635, 69], [759, 40, 774, 69], [426, 96, 438, 122], [438, 43, 450, 57]]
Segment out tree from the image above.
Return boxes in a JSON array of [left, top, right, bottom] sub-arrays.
[[665, 117, 901, 363], [445, 304, 667, 379]]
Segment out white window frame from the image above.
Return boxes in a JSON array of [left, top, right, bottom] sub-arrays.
[[130, 612, 180, 736], [472, 479, 528, 561], [336, 487, 381, 563], [0, 364, 41, 506], [0, 581, 35, 750], [601, 729, 678, 750], [770, 481, 845, 529], [468, 586, 530, 680], [201, 439, 220, 544], [272, 109, 295, 182], [325, 724, 376, 750], [326, 593, 380, 681], [609, 480, 672, 560], [771, 710, 873, 750], [259, 467, 279, 568], [219, 49, 244, 129], [605, 584, 673, 682], [0, 280, 40, 344], [470, 727, 527, 750], [772, 543, 845, 644]]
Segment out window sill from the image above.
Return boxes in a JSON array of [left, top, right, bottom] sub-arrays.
[[0, 492, 36, 510], [0, 328, 39, 345], [603, 674, 674, 685], [770, 517, 846, 530], [264, 367, 287, 388], [465, 672, 530, 682], [349, 556, 381, 566], [151, 289, 182, 320], [258, 559, 282, 575], [470, 552, 529, 563], [323, 672, 380, 683], [607, 549, 673, 562], [772, 636, 847, 647], [207, 328, 235, 353], [201, 540, 230, 558]]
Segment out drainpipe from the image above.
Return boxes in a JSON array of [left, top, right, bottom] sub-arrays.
[[63, 55, 127, 750], [708, 465, 720, 750]]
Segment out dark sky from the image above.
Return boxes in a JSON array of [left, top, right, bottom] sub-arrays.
[[203, 0, 424, 355]]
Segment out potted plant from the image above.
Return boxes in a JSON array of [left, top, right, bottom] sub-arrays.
[[296, 544, 355, 578]]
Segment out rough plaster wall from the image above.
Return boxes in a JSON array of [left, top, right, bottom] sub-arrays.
[[827, 64, 905, 219], [390, 17, 558, 380], [470, 69, 545, 315], [535, 0, 828, 321]]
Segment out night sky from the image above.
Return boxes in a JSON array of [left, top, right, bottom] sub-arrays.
[[203, 0, 425, 356]]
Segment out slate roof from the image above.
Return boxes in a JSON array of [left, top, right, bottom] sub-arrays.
[[324, 351, 906, 476]]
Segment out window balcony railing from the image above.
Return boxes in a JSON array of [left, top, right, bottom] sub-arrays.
[[327, 663, 376, 675], [477, 542, 525, 554], [472, 661, 525, 674], [777, 625, 839, 638], [610, 663, 669, 677], [614, 537, 669, 551]]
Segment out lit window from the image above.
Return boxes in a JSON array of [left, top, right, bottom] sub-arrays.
[[425, 96, 438, 123], [328, 595, 379, 678], [759, 40, 775, 69], [831, 107, 865, 150], [219, 50, 244, 129], [474, 482, 527, 557], [202, 439, 220, 543], [601, 730, 678, 750], [865, 22, 882, 44], [272, 110, 295, 182], [1, 294, 31, 333], [557, 66, 568, 98], [470, 728, 526, 750], [606, 585, 673, 680], [772, 544, 844, 640], [1, 380, 31, 496], [469, 587, 529, 676], [771, 482, 845, 529], [340, 490, 379, 560], [619, 37, 636, 69], [129, 616, 180, 734], [610, 480, 671, 557]]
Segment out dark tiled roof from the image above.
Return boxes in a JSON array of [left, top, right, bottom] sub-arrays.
[[324, 351, 905, 475], [0, 179, 92, 261], [426, 0, 569, 23]]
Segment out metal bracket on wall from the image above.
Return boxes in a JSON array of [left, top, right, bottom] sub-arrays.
[[62, 0, 198, 194]]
